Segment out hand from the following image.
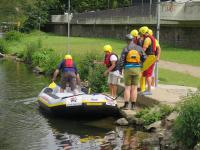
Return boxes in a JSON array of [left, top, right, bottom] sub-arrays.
[[52, 78, 56, 82], [103, 71, 108, 77], [93, 60, 97, 64]]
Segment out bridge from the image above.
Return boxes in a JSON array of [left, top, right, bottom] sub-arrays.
[[45, 1, 200, 49]]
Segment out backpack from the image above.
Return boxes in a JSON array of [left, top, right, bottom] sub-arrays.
[[126, 49, 141, 63]]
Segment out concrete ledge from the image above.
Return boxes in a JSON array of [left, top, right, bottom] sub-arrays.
[[117, 83, 198, 107], [116, 83, 198, 118]]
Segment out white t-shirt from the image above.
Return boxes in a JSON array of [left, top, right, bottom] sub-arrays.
[[110, 54, 118, 62], [109, 54, 121, 77]]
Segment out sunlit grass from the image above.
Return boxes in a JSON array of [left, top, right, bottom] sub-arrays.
[[158, 68, 200, 88]]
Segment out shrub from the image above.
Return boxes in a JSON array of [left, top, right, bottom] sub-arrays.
[[43, 52, 61, 75], [23, 39, 42, 63], [78, 52, 103, 81], [173, 92, 200, 148], [4, 31, 22, 41], [88, 64, 108, 93], [0, 39, 8, 54], [135, 104, 173, 125]]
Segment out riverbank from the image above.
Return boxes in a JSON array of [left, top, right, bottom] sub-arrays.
[[1, 31, 200, 88], [1, 31, 200, 149]]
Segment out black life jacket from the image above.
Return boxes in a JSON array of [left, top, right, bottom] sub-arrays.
[[143, 35, 156, 55]]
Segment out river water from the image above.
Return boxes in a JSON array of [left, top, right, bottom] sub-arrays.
[[0, 59, 158, 150]]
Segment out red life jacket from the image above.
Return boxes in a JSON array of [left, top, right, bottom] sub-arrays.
[[104, 53, 118, 71], [133, 37, 138, 45], [64, 59, 74, 68]]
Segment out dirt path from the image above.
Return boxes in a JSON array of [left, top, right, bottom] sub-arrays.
[[159, 60, 200, 78]]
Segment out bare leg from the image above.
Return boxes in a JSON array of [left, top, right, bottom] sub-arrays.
[[130, 85, 137, 102], [124, 86, 131, 102], [109, 84, 112, 96], [146, 76, 152, 92], [113, 85, 117, 98], [60, 88, 64, 93]]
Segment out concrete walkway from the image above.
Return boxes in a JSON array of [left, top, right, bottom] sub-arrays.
[[159, 60, 200, 78], [116, 84, 198, 118]]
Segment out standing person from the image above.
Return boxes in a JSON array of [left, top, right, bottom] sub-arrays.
[[139, 26, 157, 95], [148, 29, 161, 87], [52, 54, 78, 93], [119, 34, 146, 110], [130, 29, 139, 45], [94, 45, 120, 98]]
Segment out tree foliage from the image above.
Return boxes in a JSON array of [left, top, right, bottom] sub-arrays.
[[0, 0, 132, 31]]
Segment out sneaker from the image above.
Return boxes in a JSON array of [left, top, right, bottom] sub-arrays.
[[121, 105, 129, 110], [142, 91, 152, 95], [131, 105, 135, 110], [120, 102, 129, 110]]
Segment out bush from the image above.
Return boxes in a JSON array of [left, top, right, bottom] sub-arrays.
[[42, 52, 61, 75], [173, 92, 200, 148], [23, 39, 42, 63], [88, 64, 108, 93], [4, 31, 22, 41], [0, 39, 8, 54], [135, 104, 173, 125], [78, 52, 103, 81]]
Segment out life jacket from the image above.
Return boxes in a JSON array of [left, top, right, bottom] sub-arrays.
[[133, 37, 138, 45], [64, 59, 74, 68], [143, 35, 156, 55], [104, 53, 118, 71], [126, 49, 141, 64]]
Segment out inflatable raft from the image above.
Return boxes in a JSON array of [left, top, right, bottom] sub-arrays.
[[38, 86, 119, 117]]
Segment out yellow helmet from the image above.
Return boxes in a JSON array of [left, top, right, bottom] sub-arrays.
[[103, 45, 112, 53], [130, 29, 138, 37], [148, 29, 153, 36], [139, 26, 149, 35], [64, 54, 72, 59]]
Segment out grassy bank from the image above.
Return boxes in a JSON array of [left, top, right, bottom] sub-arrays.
[[4, 31, 200, 66], [1, 31, 200, 88], [159, 68, 200, 88], [161, 44, 200, 66]]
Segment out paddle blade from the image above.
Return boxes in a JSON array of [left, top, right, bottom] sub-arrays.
[[48, 82, 57, 89], [142, 55, 156, 71]]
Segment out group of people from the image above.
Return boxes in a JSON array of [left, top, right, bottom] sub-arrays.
[[98, 26, 161, 110], [52, 26, 161, 110]]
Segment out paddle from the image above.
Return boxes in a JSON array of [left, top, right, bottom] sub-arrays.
[[48, 82, 57, 89]]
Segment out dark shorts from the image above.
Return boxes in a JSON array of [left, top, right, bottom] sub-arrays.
[[143, 63, 155, 77], [61, 72, 77, 90]]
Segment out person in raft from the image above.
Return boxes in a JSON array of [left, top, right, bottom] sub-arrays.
[[52, 54, 80, 94]]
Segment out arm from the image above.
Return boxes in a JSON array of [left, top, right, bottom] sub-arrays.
[[94, 60, 104, 65], [119, 48, 127, 74], [52, 69, 59, 81], [103, 61, 116, 76], [76, 73, 81, 85], [156, 46, 161, 62], [52, 61, 62, 81]]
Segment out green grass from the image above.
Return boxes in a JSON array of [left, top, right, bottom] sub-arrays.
[[5, 31, 200, 87], [6, 31, 200, 66], [158, 68, 200, 88], [161, 44, 200, 66]]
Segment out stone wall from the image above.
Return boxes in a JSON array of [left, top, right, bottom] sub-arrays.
[[44, 23, 200, 49]]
